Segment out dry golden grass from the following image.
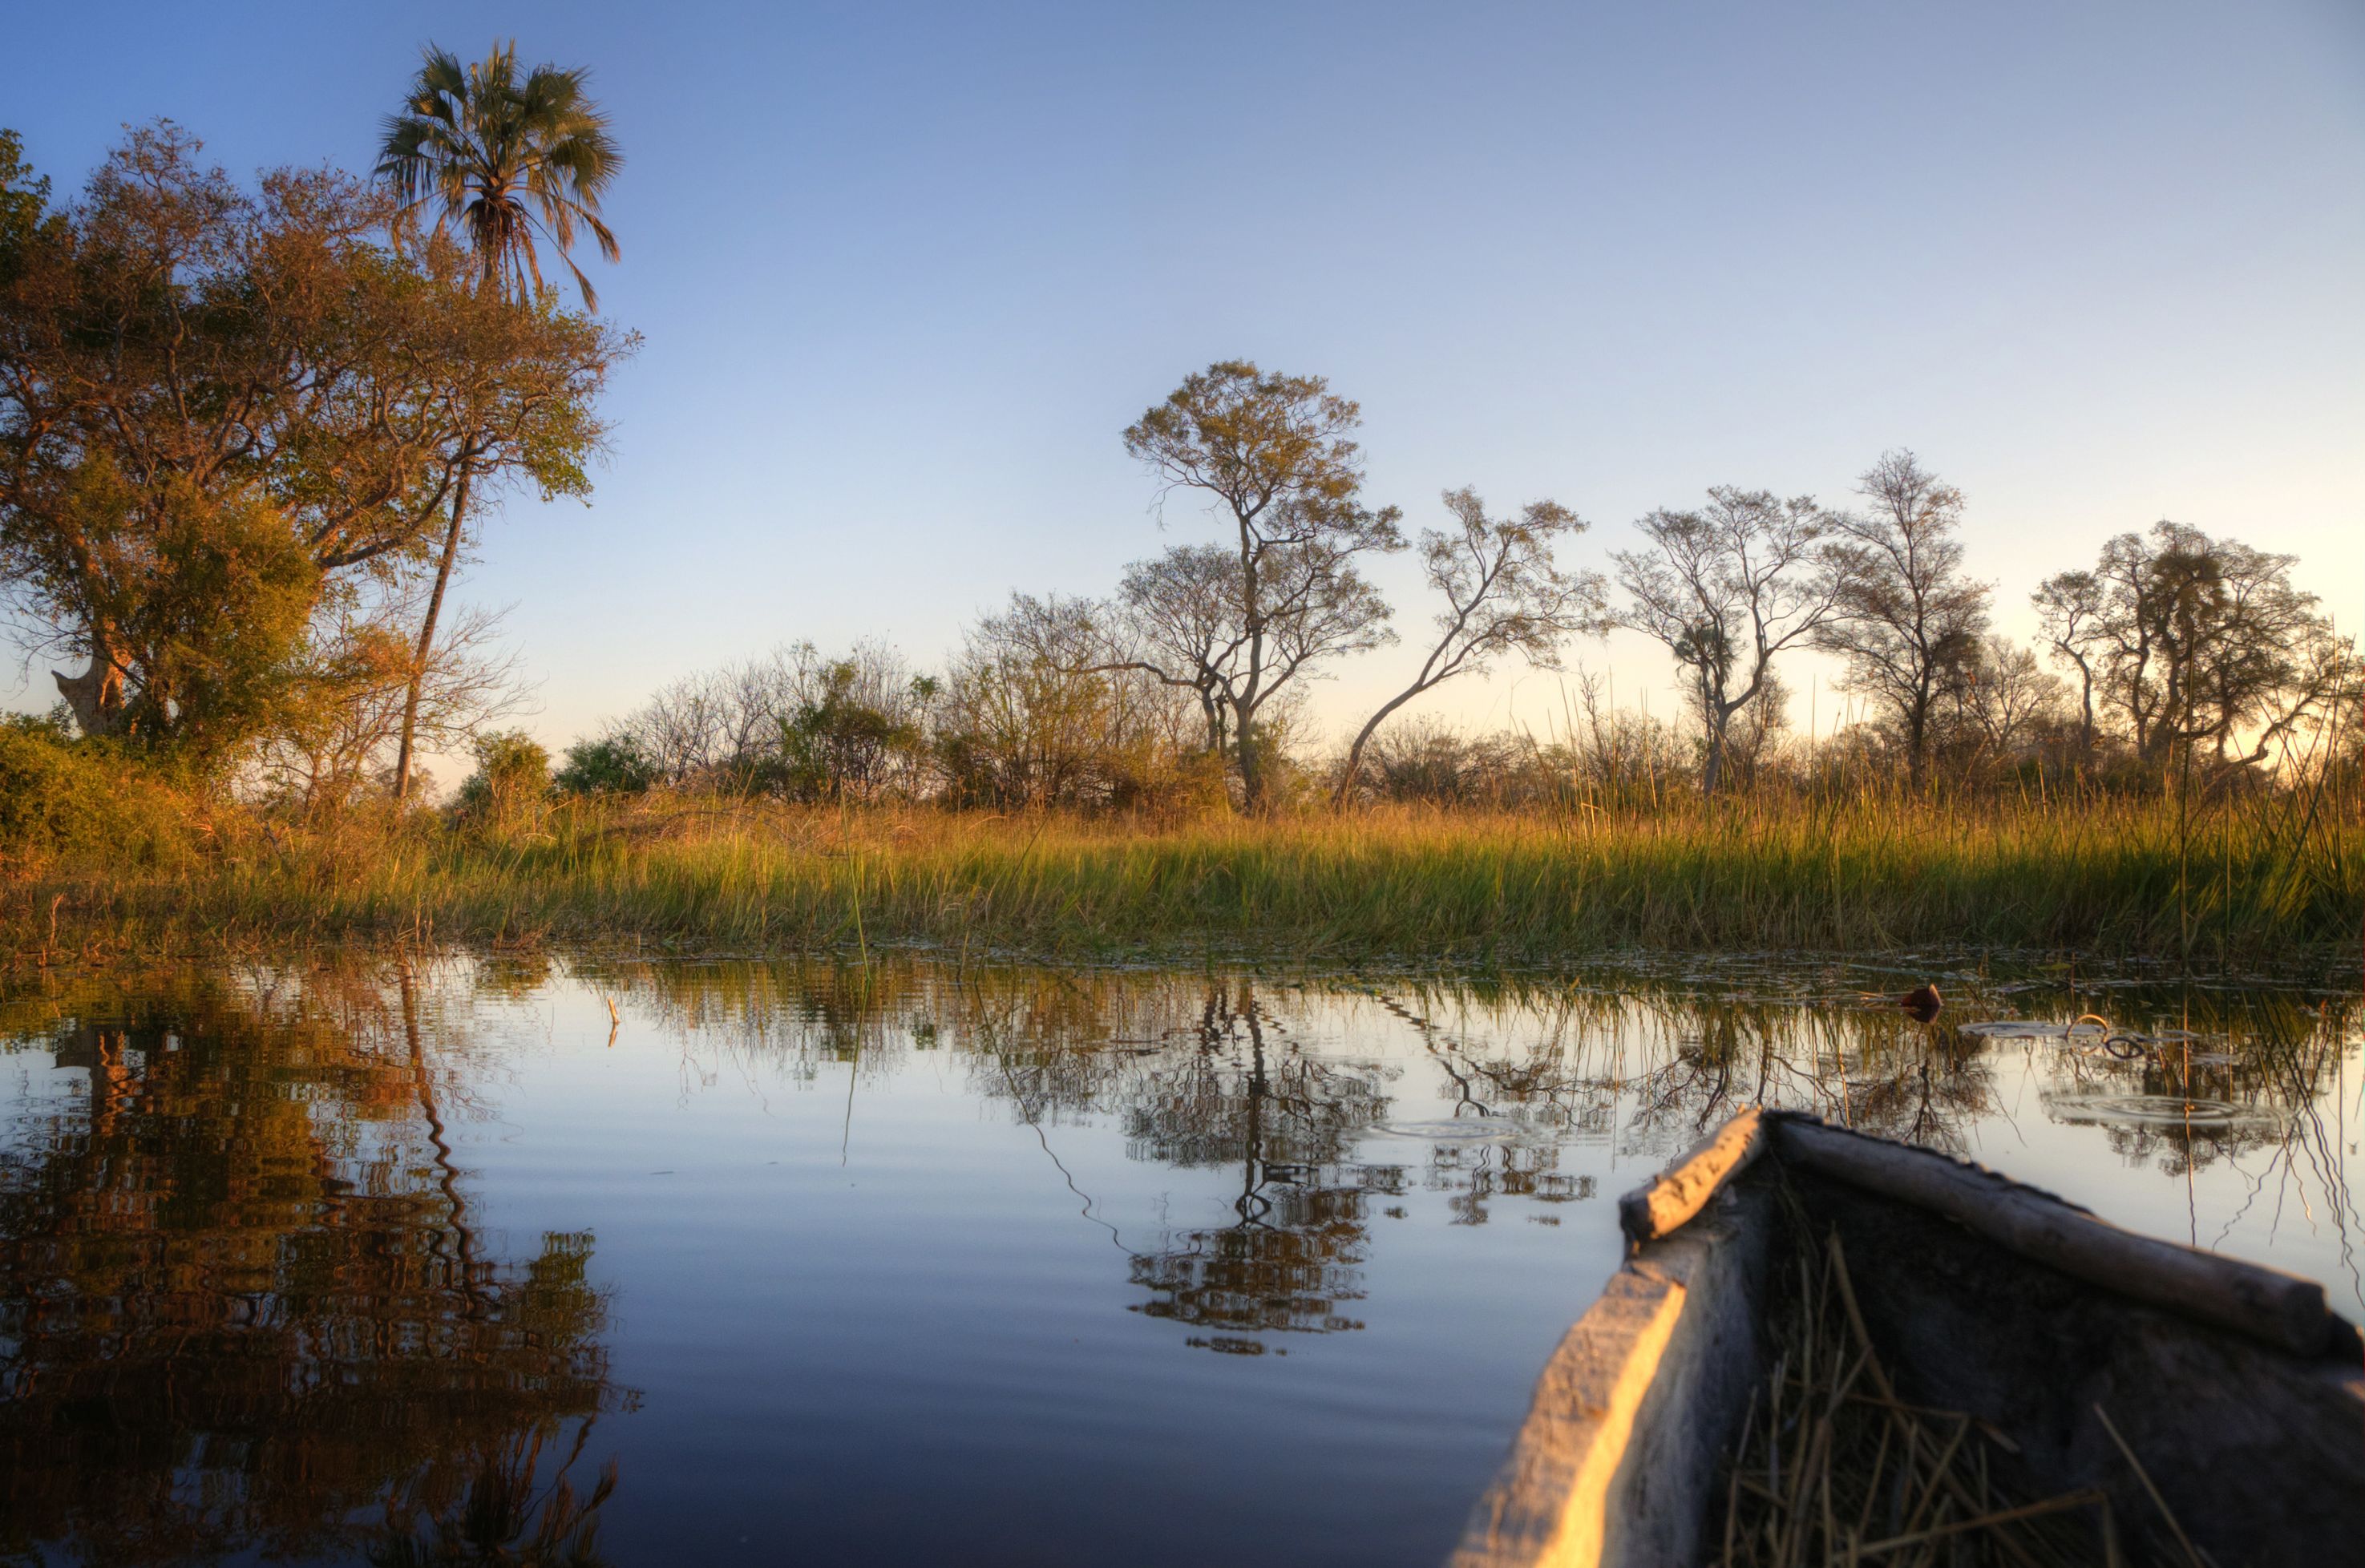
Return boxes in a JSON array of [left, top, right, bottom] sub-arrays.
[[4, 784, 2355, 968]]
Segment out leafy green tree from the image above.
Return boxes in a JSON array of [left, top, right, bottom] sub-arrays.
[[43, 463, 321, 759], [0, 123, 623, 761], [378, 42, 625, 800], [778, 661, 924, 803], [455, 729, 552, 826], [554, 734, 657, 796]]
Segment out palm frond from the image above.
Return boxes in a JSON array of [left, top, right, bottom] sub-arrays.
[[374, 38, 621, 309]]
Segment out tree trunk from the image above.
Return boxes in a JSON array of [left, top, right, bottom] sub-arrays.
[[53, 642, 128, 737], [1333, 689, 1421, 811], [1198, 684, 1227, 755], [1235, 707, 1266, 811], [394, 455, 475, 803], [1700, 716, 1728, 796], [1234, 523, 1265, 812]]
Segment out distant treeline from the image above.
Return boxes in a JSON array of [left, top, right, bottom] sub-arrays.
[[0, 124, 2354, 837], [540, 362, 2354, 815], [540, 499, 2357, 817]]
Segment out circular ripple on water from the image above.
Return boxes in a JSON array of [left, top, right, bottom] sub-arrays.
[[2042, 1093, 2283, 1134]]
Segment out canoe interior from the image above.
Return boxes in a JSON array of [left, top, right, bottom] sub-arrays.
[[1453, 1124, 2365, 1568]]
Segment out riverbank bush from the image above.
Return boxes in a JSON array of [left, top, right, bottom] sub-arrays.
[[0, 718, 205, 875]]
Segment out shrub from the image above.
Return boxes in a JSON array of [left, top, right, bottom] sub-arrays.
[[0, 714, 196, 872], [554, 734, 656, 796], [454, 730, 552, 833]]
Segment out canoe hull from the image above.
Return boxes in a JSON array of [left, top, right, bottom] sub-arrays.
[[1451, 1113, 2365, 1568]]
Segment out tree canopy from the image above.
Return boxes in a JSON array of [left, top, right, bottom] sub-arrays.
[[378, 41, 623, 309], [1612, 487, 1847, 794], [2036, 521, 2350, 771], [0, 123, 629, 761]]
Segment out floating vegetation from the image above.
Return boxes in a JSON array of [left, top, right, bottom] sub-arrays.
[[1961, 1014, 2232, 1065]]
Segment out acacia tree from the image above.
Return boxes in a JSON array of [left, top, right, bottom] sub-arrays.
[[1122, 362, 1402, 809], [1611, 487, 1846, 794], [2043, 522, 2351, 770], [1332, 488, 1603, 808], [378, 41, 623, 800], [1106, 539, 1394, 785], [0, 123, 623, 762], [1816, 451, 1989, 785], [2031, 568, 2104, 758]]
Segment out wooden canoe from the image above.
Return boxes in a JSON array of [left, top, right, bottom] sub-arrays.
[[1449, 1109, 2365, 1568]]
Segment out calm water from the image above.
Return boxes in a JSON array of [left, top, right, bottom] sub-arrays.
[[1, 953, 2357, 1566]]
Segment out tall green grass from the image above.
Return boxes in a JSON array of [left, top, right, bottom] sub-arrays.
[[5, 785, 2356, 968]]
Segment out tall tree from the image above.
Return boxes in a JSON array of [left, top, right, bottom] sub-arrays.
[[2031, 568, 2105, 759], [1333, 488, 1603, 808], [1106, 540, 1394, 784], [1122, 362, 1402, 809], [1816, 451, 1989, 785], [1611, 487, 1846, 794], [378, 41, 623, 800], [0, 124, 621, 758], [2052, 522, 2351, 770], [379, 42, 623, 308]]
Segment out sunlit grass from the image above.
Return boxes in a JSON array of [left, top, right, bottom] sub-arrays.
[[6, 784, 2355, 968]]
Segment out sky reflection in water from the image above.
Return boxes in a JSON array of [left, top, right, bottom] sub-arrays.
[[0, 956, 2356, 1566]]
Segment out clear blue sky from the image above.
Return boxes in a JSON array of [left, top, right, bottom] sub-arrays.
[[8, 2, 2362, 770]]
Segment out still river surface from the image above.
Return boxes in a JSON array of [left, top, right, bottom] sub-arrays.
[[1, 952, 2357, 1566]]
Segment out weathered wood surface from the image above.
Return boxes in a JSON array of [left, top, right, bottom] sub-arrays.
[[1773, 1114, 2343, 1356], [1453, 1166, 1773, 1568], [1615, 1105, 1767, 1243], [1447, 1259, 1688, 1568]]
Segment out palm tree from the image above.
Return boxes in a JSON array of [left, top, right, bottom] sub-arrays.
[[378, 42, 622, 801]]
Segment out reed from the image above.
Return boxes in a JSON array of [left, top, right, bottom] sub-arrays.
[[3, 782, 2355, 968]]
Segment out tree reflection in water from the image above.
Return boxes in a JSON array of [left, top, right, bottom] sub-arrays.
[[1118, 980, 1397, 1345], [8, 952, 2349, 1561], [599, 954, 2361, 1342], [0, 963, 629, 1566]]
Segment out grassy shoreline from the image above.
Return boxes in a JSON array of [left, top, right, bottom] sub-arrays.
[[3, 794, 2356, 970]]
